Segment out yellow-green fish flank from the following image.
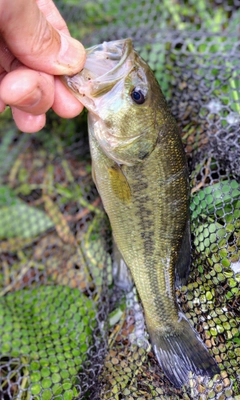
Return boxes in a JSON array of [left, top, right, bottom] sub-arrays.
[[63, 39, 220, 388]]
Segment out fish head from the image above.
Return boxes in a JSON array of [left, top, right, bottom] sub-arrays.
[[63, 39, 166, 165]]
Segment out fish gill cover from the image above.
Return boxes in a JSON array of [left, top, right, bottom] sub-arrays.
[[0, 1, 239, 399]]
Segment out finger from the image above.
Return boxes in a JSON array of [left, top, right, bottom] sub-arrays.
[[0, 72, 6, 112], [52, 77, 84, 118], [12, 108, 46, 133], [0, 98, 5, 113], [36, 0, 70, 35], [0, 36, 17, 73], [0, 0, 86, 76], [0, 67, 54, 115]]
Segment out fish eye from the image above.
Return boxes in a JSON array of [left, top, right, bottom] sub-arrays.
[[131, 88, 145, 104]]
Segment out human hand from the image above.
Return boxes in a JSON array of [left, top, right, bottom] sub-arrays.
[[0, 0, 86, 133]]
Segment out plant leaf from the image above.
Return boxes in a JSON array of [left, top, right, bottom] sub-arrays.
[[0, 203, 54, 239], [0, 185, 22, 207], [191, 179, 240, 218], [0, 285, 96, 396]]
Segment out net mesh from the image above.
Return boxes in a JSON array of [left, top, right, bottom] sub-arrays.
[[0, 1, 239, 399]]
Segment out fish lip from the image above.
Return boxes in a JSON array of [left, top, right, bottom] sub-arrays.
[[63, 38, 135, 105]]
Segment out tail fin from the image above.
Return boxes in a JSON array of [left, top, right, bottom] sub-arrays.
[[148, 314, 220, 388]]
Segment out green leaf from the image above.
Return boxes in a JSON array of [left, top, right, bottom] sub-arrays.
[[0, 285, 96, 396], [108, 301, 126, 327], [0, 132, 29, 183], [0, 203, 54, 239], [191, 180, 240, 218], [0, 185, 21, 207], [193, 221, 228, 255]]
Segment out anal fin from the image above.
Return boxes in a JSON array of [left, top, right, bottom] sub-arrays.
[[175, 220, 191, 288]]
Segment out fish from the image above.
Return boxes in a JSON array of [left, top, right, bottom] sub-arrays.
[[63, 38, 220, 388]]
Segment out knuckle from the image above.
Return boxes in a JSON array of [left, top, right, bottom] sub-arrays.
[[30, 17, 59, 56]]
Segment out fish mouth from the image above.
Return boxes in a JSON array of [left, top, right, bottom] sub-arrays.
[[63, 39, 134, 106], [84, 38, 133, 80]]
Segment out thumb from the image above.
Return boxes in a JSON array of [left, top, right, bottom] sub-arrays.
[[0, 0, 86, 75]]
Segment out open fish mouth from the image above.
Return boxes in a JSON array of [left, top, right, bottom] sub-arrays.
[[84, 39, 133, 78], [63, 39, 134, 104]]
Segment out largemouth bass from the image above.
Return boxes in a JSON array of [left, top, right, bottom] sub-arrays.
[[63, 39, 219, 388]]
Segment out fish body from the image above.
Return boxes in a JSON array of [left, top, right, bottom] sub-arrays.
[[63, 39, 219, 388]]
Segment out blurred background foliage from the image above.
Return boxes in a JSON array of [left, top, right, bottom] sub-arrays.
[[0, 1, 239, 399]]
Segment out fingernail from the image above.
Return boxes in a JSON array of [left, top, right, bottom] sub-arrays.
[[58, 33, 86, 74]]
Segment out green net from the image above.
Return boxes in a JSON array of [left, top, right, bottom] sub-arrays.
[[0, 1, 239, 399]]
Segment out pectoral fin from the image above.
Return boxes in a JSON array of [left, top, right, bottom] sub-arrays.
[[108, 165, 131, 203]]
